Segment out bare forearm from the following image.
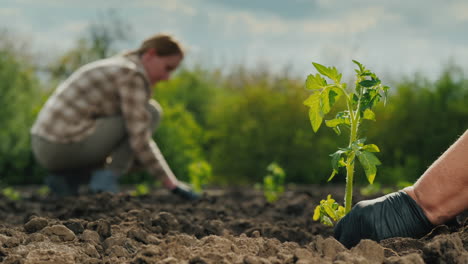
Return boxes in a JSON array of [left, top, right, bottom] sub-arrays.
[[404, 129, 468, 225]]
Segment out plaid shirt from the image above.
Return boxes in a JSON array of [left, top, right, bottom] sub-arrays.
[[31, 55, 173, 182]]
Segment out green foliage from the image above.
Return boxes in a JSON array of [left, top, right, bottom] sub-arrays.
[[368, 65, 468, 184], [37, 186, 50, 197], [188, 160, 213, 193], [263, 162, 286, 203], [360, 179, 414, 197], [360, 183, 382, 197], [0, 39, 46, 185], [153, 102, 206, 182], [121, 99, 205, 185], [205, 72, 333, 185], [313, 195, 345, 226], [305, 61, 389, 224], [156, 67, 219, 127], [130, 183, 150, 197], [1, 187, 21, 201]]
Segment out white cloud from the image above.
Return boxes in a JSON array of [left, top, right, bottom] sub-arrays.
[[304, 7, 400, 34], [222, 11, 288, 34], [137, 0, 197, 16], [59, 21, 89, 34], [16, 0, 63, 4], [0, 7, 33, 33], [0, 7, 20, 16], [450, 2, 468, 22], [209, 6, 397, 36]]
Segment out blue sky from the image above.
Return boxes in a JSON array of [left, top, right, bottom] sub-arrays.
[[2, 0, 468, 81]]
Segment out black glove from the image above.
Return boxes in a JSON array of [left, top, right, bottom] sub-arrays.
[[334, 191, 434, 248], [171, 183, 201, 201]]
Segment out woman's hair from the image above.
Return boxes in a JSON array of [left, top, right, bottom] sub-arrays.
[[127, 34, 184, 58]]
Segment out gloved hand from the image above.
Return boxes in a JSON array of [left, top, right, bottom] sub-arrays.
[[171, 182, 201, 201], [334, 191, 434, 248]]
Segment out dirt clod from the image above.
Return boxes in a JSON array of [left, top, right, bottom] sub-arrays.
[[96, 219, 112, 239], [384, 253, 425, 264], [351, 239, 385, 263], [127, 228, 149, 244], [151, 212, 179, 234], [24, 217, 48, 233], [422, 234, 468, 263], [81, 230, 101, 245], [64, 219, 85, 235], [42, 224, 76, 242]]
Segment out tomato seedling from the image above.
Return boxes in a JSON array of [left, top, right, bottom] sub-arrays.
[[2, 187, 21, 201], [188, 160, 212, 193], [130, 183, 150, 197], [304, 60, 389, 226], [263, 162, 286, 203]]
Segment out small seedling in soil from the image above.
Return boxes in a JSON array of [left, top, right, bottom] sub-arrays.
[[313, 195, 345, 226], [130, 183, 150, 197], [188, 160, 212, 193], [2, 187, 21, 201], [37, 185, 50, 197], [263, 162, 286, 203], [304, 60, 389, 226]]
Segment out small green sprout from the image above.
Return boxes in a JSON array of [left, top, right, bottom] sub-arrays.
[[188, 160, 212, 193], [2, 187, 21, 201], [37, 185, 50, 197], [130, 183, 150, 197], [313, 195, 345, 226], [304, 60, 389, 225], [263, 162, 286, 203]]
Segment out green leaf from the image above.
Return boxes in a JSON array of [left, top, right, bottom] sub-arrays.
[[352, 93, 359, 106], [303, 92, 318, 107], [332, 126, 341, 135], [362, 144, 380, 152], [382, 85, 390, 105], [363, 108, 375, 121], [330, 151, 342, 170], [357, 151, 381, 184], [352, 60, 364, 72], [322, 203, 337, 220], [304, 92, 323, 132], [313, 205, 321, 221], [359, 79, 379, 87], [328, 87, 342, 108], [320, 88, 331, 115], [325, 118, 349, 128], [321, 215, 334, 226], [312, 62, 342, 82], [328, 169, 338, 182], [306, 74, 327, 90], [319, 86, 342, 117], [308, 107, 323, 132], [325, 110, 350, 131]]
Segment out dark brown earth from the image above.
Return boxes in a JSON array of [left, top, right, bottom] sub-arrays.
[[0, 185, 466, 263]]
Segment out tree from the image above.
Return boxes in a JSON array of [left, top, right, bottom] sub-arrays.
[[48, 9, 132, 80]]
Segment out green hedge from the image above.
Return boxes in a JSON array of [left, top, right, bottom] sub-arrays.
[[1, 47, 467, 186], [0, 49, 45, 185]]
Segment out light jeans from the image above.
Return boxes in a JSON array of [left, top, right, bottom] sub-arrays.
[[31, 99, 162, 176]]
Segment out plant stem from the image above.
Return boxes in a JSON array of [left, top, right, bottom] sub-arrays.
[[344, 95, 360, 213], [345, 154, 355, 213]]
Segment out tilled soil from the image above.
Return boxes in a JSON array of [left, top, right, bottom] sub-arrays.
[[0, 185, 466, 263]]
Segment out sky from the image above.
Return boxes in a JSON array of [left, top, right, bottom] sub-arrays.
[[1, 0, 468, 81]]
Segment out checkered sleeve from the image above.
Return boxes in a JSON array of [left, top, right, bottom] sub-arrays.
[[118, 72, 177, 185]]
